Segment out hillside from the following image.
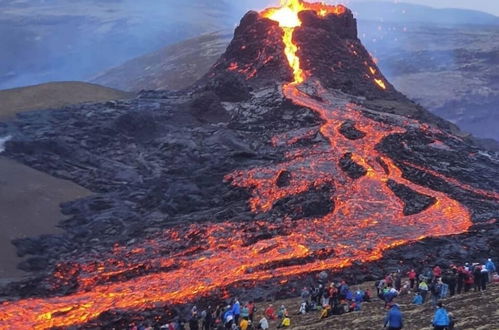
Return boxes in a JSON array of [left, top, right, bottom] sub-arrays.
[[250, 282, 499, 330], [0, 157, 91, 281], [0, 81, 130, 120]]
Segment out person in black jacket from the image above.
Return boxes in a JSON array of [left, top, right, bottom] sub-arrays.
[[473, 265, 482, 292]]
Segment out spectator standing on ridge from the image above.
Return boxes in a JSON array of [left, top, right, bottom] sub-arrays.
[[473, 265, 482, 292], [432, 302, 450, 330], [485, 258, 496, 281], [383, 304, 403, 330], [407, 269, 417, 290], [247, 301, 255, 322], [418, 281, 429, 303], [232, 299, 241, 324], [456, 266, 465, 294], [259, 316, 269, 330], [264, 304, 276, 320]]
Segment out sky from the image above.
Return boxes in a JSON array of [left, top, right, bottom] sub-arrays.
[[364, 0, 499, 16]]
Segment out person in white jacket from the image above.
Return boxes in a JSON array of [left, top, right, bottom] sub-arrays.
[[259, 316, 269, 329]]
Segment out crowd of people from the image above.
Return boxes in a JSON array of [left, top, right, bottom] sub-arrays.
[[129, 258, 496, 330]]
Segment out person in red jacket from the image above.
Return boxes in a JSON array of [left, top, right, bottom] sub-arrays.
[[464, 271, 474, 293], [408, 269, 417, 289], [433, 266, 442, 279], [264, 304, 276, 320]]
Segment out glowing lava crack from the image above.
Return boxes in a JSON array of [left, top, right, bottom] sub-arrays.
[[0, 1, 496, 329]]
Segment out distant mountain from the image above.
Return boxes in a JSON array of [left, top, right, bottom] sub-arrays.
[[349, 1, 499, 26], [0, 0, 238, 90]]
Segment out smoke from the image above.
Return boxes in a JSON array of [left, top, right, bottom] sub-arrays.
[[0, 135, 11, 153], [0, 0, 273, 90]]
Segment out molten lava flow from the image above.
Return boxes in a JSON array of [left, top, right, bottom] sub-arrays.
[[0, 1, 496, 329], [261, 0, 345, 83]]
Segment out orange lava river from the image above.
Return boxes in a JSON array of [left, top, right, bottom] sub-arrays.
[[0, 1, 494, 328]]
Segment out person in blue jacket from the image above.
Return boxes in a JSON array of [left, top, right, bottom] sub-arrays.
[[412, 292, 423, 305], [432, 302, 450, 330], [231, 299, 241, 324], [384, 304, 403, 330], [485, 258, 496, 281]]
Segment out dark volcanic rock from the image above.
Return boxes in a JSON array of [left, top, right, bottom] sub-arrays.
[[339, 152, 367, 179], [339, 120, 366, 140], [295, 10, 405, 100], [189, 91, 230, 123], [202, 11, 293, 88], [271, 184, 335, 220], [387, 179, 437, 215]]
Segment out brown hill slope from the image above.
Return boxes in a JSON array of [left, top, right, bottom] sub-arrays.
[[0, 81, 131, 120], [0, 157, 91, 281]]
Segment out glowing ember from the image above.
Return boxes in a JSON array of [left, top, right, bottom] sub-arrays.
[[375, 78, 387, 89]]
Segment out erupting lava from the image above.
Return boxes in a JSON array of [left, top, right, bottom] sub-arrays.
[[0, 1, 495, 329], [261, 0, 346, 83]]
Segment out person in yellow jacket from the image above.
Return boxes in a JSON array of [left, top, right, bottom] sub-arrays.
[[239, 317, 249, 330], [277, 315, 291, 328]]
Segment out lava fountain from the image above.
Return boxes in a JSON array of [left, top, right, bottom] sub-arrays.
[[0, 1, 496, 328]]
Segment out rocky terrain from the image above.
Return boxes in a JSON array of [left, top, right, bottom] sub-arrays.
[[0, 2, 497, 329], [250, 281, 499, 330]]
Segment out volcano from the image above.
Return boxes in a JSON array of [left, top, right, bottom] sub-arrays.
[[0, 1, 498, 328]]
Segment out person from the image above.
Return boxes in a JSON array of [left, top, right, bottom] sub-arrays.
[[239, 317, 249, 330], [418, 281, 429, 303], [457, 266, 465, 294], [430, 280, 442, 306], [259, 316, 269, 330], [232, 299, 241, 325], [264, 304, 276, 320], [363, 289, 371, 302], [299, 301, 307, 315], [384, 285, 398, 307], [433, 266, 442, 280], [320, 304, 331, 319], [408, 269, 417, 289], [432, 302, 450, 330], [412, 292, 423, 305], [277, 305, 286, 319], [223, 306, 234, 329], [394, 273, 402, 292], [277, 315, 291, 328], [443, 269, 457, 297], [247, 301, 255, 322], [485, 258, 496, 281], [464, 270, 473, 293], [240, 305, 249, 320], [481, 265, 489, 290], [376, 279, 386, 298], [301, 287, 311, 303], [383, 304, 403, 330], [354, 289, 364, 310], [203, 306, 213, 330], [189, 316, 199, 330]]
